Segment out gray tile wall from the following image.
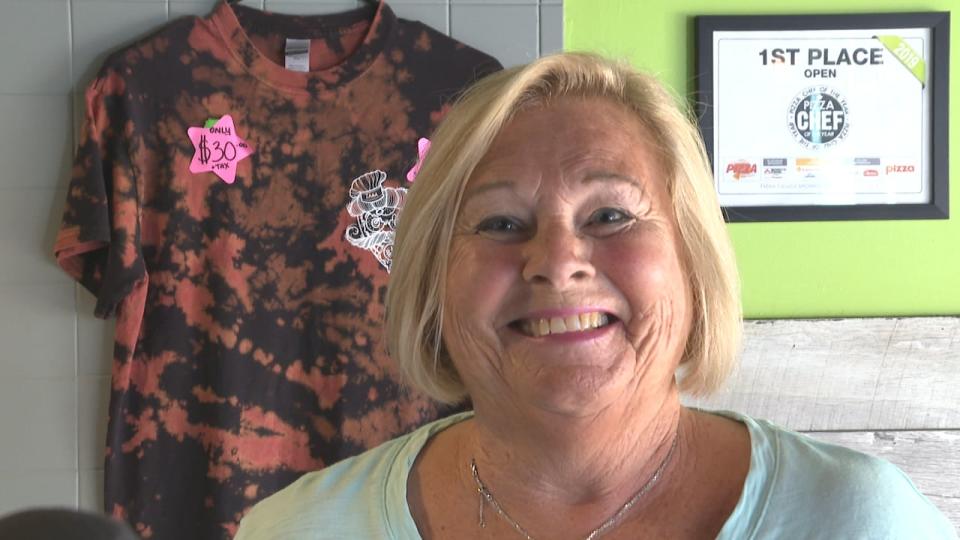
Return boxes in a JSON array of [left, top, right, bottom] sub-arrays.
[[0, 0, 561, 518]]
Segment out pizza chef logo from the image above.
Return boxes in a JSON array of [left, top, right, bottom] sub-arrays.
[[344, 170, 407, 272], [787, 87, 849, 149]]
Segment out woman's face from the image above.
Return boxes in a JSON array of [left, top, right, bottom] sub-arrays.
[[443, 97, 692, 418]]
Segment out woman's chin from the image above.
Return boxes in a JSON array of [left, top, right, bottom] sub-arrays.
[[520, 365, 630, 418]]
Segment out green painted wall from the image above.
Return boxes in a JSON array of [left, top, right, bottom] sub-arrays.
[[566, 1, 959, 318]]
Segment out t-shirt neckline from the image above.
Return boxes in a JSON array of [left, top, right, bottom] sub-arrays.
[[382, 409, 772, 540], [208, 0, 396, 93]]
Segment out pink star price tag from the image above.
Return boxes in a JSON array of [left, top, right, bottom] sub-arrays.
[[187, 115, 254, 184]]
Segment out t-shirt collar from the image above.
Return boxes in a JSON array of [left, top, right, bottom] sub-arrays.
[[209, 0, 397, 93]]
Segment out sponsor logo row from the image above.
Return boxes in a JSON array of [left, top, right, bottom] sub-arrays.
[[724, 158, 917, 180]]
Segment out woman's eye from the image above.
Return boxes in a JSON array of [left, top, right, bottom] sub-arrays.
[[588, 208, 633, 226], [476, 216, 524, 234]]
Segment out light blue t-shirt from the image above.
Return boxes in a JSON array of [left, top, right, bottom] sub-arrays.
[[234, 410, 957, 539]]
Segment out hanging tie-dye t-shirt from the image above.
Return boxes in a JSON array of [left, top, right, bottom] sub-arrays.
[[53, 1, 500, 538]]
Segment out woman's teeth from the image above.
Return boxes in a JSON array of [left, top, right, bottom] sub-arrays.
[[522, 313, 610, 337]]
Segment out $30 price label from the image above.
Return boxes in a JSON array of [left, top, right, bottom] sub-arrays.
[[187, 114, 255, 184]]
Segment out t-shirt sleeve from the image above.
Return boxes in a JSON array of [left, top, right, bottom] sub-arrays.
[[54, 67, 146, 319], [854, 459, 958, 539], [761, 428, 958, 539]]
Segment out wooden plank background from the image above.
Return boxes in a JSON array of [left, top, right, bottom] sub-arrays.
[[684, 317, 960, 531]]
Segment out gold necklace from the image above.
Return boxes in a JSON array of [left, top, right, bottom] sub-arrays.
[[469, 434, 678, 540]]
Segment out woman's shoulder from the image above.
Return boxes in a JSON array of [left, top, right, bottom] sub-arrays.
[[233, 412, 473, 540], [717, 411, 957, 539], [232, 436, 406, 540]]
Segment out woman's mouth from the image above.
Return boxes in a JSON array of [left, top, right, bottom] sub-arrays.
[[511, 312, 615, 338]]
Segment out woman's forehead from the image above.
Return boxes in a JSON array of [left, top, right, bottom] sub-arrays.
[[466, 98, 661, 193]]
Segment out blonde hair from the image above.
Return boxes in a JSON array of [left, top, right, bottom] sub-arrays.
[[386, 52, 741, 404]]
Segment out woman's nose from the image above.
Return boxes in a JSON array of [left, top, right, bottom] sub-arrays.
[[521, 222, 595, 287]]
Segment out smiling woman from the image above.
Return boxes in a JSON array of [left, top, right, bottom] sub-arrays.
[[389, 54, 742, 407], [233, 53, 957, 540], [441, 97, 695, 419]]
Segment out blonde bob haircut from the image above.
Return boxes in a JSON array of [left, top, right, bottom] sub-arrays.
[[386, 52, 741, 404]]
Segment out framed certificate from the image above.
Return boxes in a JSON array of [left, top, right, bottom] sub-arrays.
[[696, 13, 950, 222]]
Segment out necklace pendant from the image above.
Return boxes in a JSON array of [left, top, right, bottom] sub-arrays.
[[479, 492, 486, 528]]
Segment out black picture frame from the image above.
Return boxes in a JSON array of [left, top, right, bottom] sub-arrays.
[[695, 12, 950, 222]]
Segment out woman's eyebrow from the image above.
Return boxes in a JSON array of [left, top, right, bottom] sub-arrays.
[[462, 172, 642, 206], [582, 171, 644, 190], [462, 180, 515, 205]]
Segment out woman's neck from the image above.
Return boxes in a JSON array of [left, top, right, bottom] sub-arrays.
[[462, 386, 685, 510]]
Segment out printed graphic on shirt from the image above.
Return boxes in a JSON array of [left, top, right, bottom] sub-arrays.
[[52, 1, 501, 539], [345, 170, 406, 271]]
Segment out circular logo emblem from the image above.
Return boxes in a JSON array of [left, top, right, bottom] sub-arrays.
[[787, 87, 849, 149]]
